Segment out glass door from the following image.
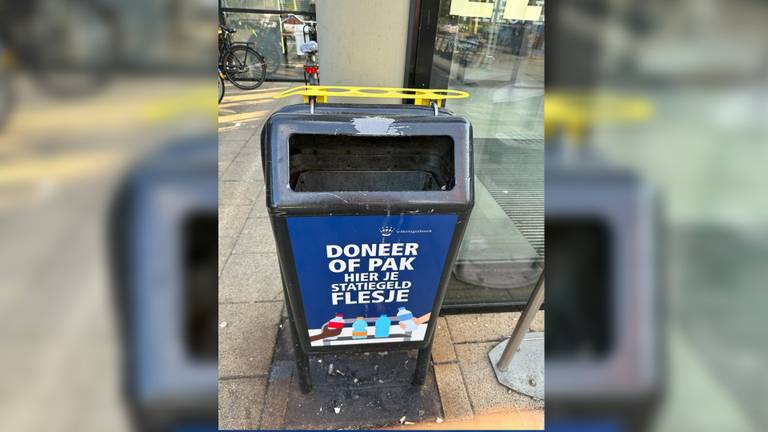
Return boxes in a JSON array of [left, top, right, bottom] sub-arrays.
[[418, 0, 545, 309]]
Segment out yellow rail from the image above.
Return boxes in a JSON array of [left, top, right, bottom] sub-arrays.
[[275, 85, 469, 107], [546, 92, 653, 142]]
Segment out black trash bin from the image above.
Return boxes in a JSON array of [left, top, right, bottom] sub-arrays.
[[262, 102, 474, 392]]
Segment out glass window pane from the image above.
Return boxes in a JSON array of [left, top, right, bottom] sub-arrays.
[[221, 0, 315, 13], [433, 0, 545, 308], [221, 11, 316, 81]]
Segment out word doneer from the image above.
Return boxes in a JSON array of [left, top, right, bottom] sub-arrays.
[[326, 242, 419, 305], [326, 242, 419, 273]]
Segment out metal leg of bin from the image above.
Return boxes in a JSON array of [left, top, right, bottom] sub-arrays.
[[283, 286, 313, 393], [412, 340, 433, 386]]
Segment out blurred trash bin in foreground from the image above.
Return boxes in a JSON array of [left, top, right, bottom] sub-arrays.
[[110, 135, 218, 432]]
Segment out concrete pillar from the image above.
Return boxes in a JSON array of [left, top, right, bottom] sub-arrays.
[[316, 0, 411, 103]]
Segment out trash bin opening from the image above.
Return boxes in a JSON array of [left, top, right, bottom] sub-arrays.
[[182, 212, 218, 361], [288, 134, 455, 192], [546, 217, 613, 360]]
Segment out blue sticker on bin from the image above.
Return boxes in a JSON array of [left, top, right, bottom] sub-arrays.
[[287, 214, 457, 347]]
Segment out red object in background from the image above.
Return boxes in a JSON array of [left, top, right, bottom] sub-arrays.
[[304, 66, 318, 75]]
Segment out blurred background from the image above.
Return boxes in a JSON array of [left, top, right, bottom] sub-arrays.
[[0, 0, 767, 431], [546, 0, 768, 430], [0, 0, 217, 430]]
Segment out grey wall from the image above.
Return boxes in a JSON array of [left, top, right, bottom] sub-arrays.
[[316, 0, 410, 103]]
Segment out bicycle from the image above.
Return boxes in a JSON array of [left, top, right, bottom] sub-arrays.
[[301, 41, 319, 86], [0, 0, 119, 128], [218, 25, 266, 91], [301, 23, 319, 86], [245, 23, 282, 76], [218, 66, 225, 103]]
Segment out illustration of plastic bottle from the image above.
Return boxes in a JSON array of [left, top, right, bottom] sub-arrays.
[[324, 313, 345, 340], [328, 313, 345, 330], [375, 314, 391, 338], [352, 317, 368, 339], [397, 307, 418, 332]]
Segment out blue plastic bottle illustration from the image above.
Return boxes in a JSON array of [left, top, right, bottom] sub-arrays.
[[375, 314, 391, 338], [352, 317, 368, 339], [397, 307, 418, 332]]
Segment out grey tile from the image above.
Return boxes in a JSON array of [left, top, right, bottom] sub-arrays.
[[231, 234, 276, 255], [221, 161, 264, 182], [446, 312, 522, 343], [218, 377, 267, 430], [258, 360, 294, 429], [232, 150, 262, 165], [455, 342, 544, 413], [249, 201, 269, 218], [220, 128, 256, 141], [219, 205, 253, 237], [219, 236, 236, 275], [219, 158, 234, 174], [431, 317, 457, 364], [240, 217, 273, 236], [219, 302, 282, 378], [220, 253, 283, 303], [434, 362, 473, 421], [219, 140, 245, 156], [531, 311, 544, 332], [219, 181, 264, 205]]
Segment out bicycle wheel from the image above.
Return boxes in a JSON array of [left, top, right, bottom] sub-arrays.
[[223, 46, 266, 90], [218, 72, 225, 103]]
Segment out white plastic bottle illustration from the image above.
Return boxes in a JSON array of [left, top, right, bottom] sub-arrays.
[[397, 307, 418, 332]]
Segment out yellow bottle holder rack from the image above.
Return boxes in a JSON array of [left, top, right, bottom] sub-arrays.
[[275, 85, 470, 108], [546, 92, 653, 143]]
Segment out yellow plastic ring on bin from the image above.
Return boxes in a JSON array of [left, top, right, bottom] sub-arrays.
[[275, 85, 469, 107]]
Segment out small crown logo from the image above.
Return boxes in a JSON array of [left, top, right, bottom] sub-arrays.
[[380, 226, 394, 237]]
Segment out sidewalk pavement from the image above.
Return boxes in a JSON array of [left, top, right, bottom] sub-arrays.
[[218, 82, 544, 430]]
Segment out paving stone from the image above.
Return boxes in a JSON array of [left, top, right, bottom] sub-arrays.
[[531, 311, 545, 332], [221, 161, 264, 182], [219, 139, 245, 155], [431, 317, 457, 364], [218, 377, 267, 431], [249, 201, 269, 218], [219, 181, 264, 205], [232, 150, 263, 165], [434, 363, 473, 421], [220, 127, 257, 141], [219, 302, 282, 378], [219, 205, 253, 237], [455, 342, 544, 414], [231, 234, 276, 254], [445, 311, 546, 344], [258, 360, 294, 429], [219, 253, 283, 303], [445, 312, 520, 343], [240, 217, 273, 236], [219, 159, 234, 174], [219, 236, 236, 275]]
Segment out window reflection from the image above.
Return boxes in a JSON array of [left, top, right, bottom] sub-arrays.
[[436, 0, 544, 309]]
